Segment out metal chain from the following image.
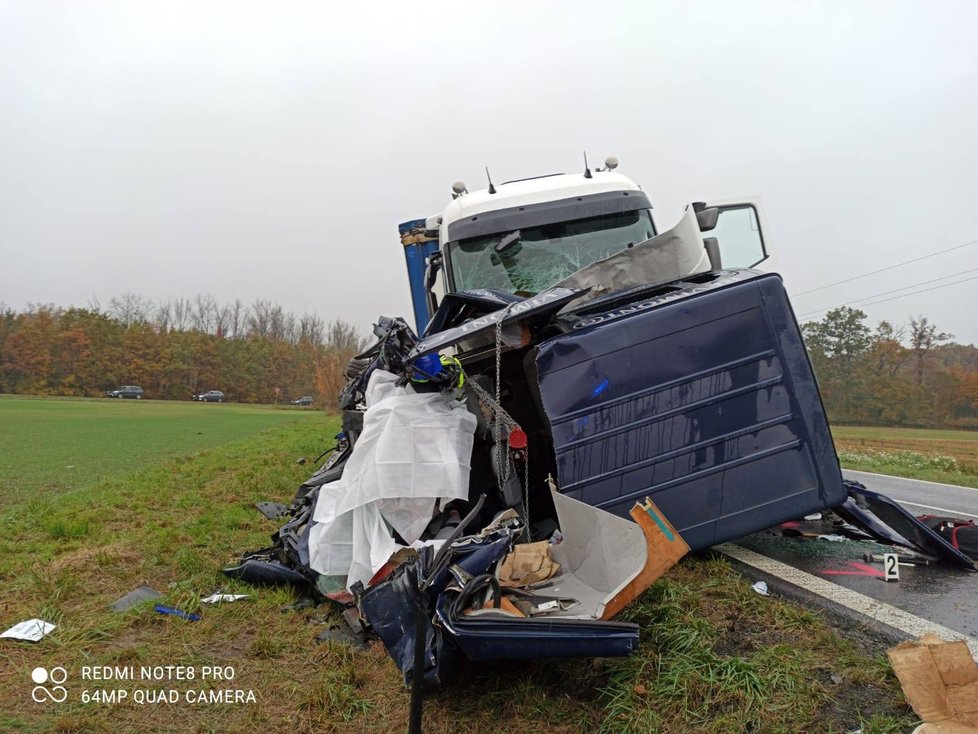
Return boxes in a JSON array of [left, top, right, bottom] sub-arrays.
[[493, 304, 514, 492], [459, 303, 531, 530], [494, 303, 532, 530], [522, 449, 530, 536]]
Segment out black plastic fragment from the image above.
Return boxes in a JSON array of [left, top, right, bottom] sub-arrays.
[[835, 480, 975, 570], [255, 501, 290, 520], [222, 559, 312, 587]]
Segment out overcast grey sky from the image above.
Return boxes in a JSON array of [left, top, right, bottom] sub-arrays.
[[2, 1, 977, 342]]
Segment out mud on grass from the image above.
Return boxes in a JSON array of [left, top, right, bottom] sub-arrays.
[[1, 418, 917, 733]]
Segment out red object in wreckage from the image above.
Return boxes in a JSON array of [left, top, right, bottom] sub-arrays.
[[508, 428, 528, 451]]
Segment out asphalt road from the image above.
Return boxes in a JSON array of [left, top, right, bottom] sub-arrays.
[[731, 469, 978, 644], [841, 469, 978, 520]]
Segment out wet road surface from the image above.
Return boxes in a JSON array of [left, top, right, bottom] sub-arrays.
[[842, 469, 978, 520], [733, 470, 978, 641]]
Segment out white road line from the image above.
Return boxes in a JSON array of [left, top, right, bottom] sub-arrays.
[[893, 500, 978, 520], [843, 469, 978, 493], [715, 542, 978, 660]]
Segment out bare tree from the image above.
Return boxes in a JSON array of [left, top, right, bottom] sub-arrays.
[[168, 298, 189, 331], [192, 294, 217, 333], [214, 303, 232, 338], [154, 300, 173, 332], [909, 316, 953, 385], [228, 299, 244, 339], [299, 313, 325, 345], [324, 319, 364, 353], [870, 320, 910, 378], [248, 299, 273, 338], [109, 292, 151, 327]]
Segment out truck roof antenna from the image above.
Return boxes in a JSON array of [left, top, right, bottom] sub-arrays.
[[583, 151, 592, 179], [485, 167, 497, 194]]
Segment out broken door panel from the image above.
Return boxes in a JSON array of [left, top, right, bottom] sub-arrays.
[[837, 482, 975, 570], [433, 490, 686, 664]]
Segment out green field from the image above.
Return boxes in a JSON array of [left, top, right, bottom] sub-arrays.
[[832, 424, 978, 487], [0, 396, 320, 504], [0, 399, 916, 733]]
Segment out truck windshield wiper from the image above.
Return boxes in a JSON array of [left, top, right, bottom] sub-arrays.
[[493, 229, 521, 255]]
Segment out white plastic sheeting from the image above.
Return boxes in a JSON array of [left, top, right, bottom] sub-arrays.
[[308, 370, 476, 589]]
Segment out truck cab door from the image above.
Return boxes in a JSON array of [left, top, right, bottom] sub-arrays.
[[698, 198, 774, 272]]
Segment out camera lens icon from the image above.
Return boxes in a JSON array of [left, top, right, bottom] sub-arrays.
[[31, 666, 68, 703]]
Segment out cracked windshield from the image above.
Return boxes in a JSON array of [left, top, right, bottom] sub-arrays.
[[448, 209, 656, 295]]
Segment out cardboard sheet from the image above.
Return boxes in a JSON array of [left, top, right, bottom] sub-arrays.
[[888, 633, 978, 733]]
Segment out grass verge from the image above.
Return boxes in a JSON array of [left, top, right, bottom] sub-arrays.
[[0, 417, 917, 733]]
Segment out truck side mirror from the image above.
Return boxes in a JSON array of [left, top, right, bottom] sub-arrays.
[[704, 204, 767, 268], [694, 206, 720, 232]]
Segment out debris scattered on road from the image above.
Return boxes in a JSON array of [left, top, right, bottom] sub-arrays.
[[0, 619, 55, 642], [919, 516, 978, 560], [887, 633, 978, 733], [109, 586, 162, 611], [816, 534, 847, 543], [751, 581, 770, 596], [200, 593, 249, 604], [863, 551, 933, 567], [836, 482, 975, 570], [154, 605, 201, 621]]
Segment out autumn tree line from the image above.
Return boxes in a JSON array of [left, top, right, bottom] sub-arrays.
[[0, 293, 364, 406], [4, 293, 976, 428], [802, 308, 978, 428]]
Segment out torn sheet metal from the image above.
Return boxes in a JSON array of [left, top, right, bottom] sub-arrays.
[[423, 289, 524, 337], [533, 270, 846, 550], [308, 369, 476, 589], [358, 487, 687, 686], [406, 286, 582, 363], [553, 206, 711, 306], [433, 490, 686, 665]]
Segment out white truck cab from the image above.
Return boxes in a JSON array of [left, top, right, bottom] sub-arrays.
[[401, 158, 771, 331]]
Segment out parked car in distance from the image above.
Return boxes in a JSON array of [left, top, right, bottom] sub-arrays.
[[192, 390, 225, 402], [106, 385, 144, 399], [290, 396, 314, 406]]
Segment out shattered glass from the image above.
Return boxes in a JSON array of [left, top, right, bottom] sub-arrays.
[[448, 210, 655, 295]]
